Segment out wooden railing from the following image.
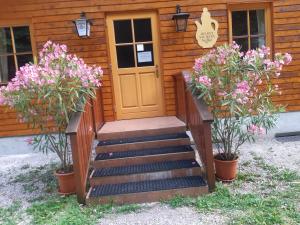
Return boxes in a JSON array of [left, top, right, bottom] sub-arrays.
[[175, 71, 216, 191], [66, 89, 104, 203], [91, 88, 105, 132]]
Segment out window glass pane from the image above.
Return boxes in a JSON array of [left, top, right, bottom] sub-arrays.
[[17, 54, 33, 68], [232, 11, 248, 36], [0, 27, 13, 54], [136, 43, 154, 67], [114, 20, 133, 44], [116, 45, 135, 68], [0, 55, 16, 82], [13, 26, 32, 53], [250, 36, 265, 49], [234, 38, 249, 52], [250, 10, 265, 35], [134, 19, 152, 42]]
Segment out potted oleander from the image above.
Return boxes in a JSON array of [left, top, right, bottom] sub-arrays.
[[0, 41, 103, 194], [187, 43, 292, 181]]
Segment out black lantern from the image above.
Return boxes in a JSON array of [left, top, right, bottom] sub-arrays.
[[172, 5, 190, 32], [73, 12, 92, 38]]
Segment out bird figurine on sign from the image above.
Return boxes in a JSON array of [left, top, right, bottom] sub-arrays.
[[195, 8, 219, 48]]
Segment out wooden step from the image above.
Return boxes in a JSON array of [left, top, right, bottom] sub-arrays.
[[93, 145, 195, 168], [97, 116, 186, 141], [86, 176, 208, 205], [90, 160, 201, 186], [96, 133, 190, 153]]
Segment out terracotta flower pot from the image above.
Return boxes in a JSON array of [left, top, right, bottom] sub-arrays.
[[55, 169, 76, 195], [214, 155, 238, 181]]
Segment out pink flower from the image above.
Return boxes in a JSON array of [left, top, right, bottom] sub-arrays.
[[193, 58, 205, 71], [248, 124, 265, 135], [198, 76, 211, 87], [184, 73, 191, 83], [283, 53, 292, 65], [235, 81, 250, 95], [217, 91, 227, 97], [25, 137, 34, 145]]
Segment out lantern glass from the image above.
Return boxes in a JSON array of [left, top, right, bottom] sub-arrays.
[[172, 5, 190, 32], [175, 17, 188, 32], [74, 12, 92, 38], [75, 19, 88, 37]]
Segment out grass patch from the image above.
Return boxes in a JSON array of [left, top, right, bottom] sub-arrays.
[[26, 196, 113, 225], [165, 158, 300, 225], [165, 183, 300, 225], [252, 152, 300, 182], [115, 204, 142, 214], [0, 201, 22, 225], [164, 195, 195, 208], [11, 163, 58, 194], [236, 172, 258, 182]]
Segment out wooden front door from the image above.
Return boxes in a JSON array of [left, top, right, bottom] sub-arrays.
[[107, 12, 164, 120]]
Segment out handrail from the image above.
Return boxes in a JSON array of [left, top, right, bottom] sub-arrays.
[[66, 88, 104, 203], [175, 71, 215, 191]]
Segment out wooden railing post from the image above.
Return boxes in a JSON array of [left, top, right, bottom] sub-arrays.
[[66, 98, 99, 204], [203, 122, 216, 191], [175, 71, 216, 192], [69, 133, 86, 204], [91, 88, 105, 134]]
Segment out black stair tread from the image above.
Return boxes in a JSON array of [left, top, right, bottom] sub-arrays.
[[98, 132, 189, 146], [92, 160, 200, 177], [89, 176, 206, 197], [95, 145, 193, 161]]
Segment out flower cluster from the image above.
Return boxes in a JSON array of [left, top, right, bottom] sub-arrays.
[[248, 124, 265, 135], [233, 81, 252, 104], [0, 41, 104, 172], [0, 40, 103, 126], [190, 42, 291, 159], [198, 76, 212, 87], [1, 41, 102, 102]]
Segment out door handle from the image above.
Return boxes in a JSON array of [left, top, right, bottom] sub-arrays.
[[155, 65, 159, 78]]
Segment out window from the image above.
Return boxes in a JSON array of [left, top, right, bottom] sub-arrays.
[[0, 26, 34, 83], [113, 18, 154, 68], [229, 4, 271, 52]]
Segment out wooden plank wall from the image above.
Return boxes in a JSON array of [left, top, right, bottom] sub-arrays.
[[0, 0, 298, 137], [273, 0, 300, 111]]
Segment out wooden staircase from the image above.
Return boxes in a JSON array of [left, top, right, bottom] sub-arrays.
[[86, 116, 208, 205]]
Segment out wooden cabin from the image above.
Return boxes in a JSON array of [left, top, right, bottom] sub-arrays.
[[0, 0, 299, 204]]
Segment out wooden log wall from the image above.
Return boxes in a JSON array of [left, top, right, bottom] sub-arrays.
[[0, 0, 299, 137]]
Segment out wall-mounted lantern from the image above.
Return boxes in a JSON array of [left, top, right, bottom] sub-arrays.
[[73, 12, 93, 38], [172, 5, 190, 32]]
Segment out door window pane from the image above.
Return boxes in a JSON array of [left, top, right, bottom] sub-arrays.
[[232, 11, 248, 36], [250, 10, 265, 35], [234, 38, 248, 52], [0, 55, 16, 82], [251, 36, 265, 49], [0, 27, 13, 54], [17, 54, 33, 67], [136, 43, 154, 67], [114, 20, 133, 44], [134, 19, 152, 42], [13, 26, 32, 52], [116, 45, 135, 68]]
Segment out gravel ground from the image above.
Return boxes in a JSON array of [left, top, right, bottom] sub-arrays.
[[0, 134, 299, 224], [0, 150, 58, 207], [239, 135, 300, 172], [99, 204, 226, 225]]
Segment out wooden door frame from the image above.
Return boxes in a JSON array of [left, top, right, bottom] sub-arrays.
[[105, 11, 165, 120]]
